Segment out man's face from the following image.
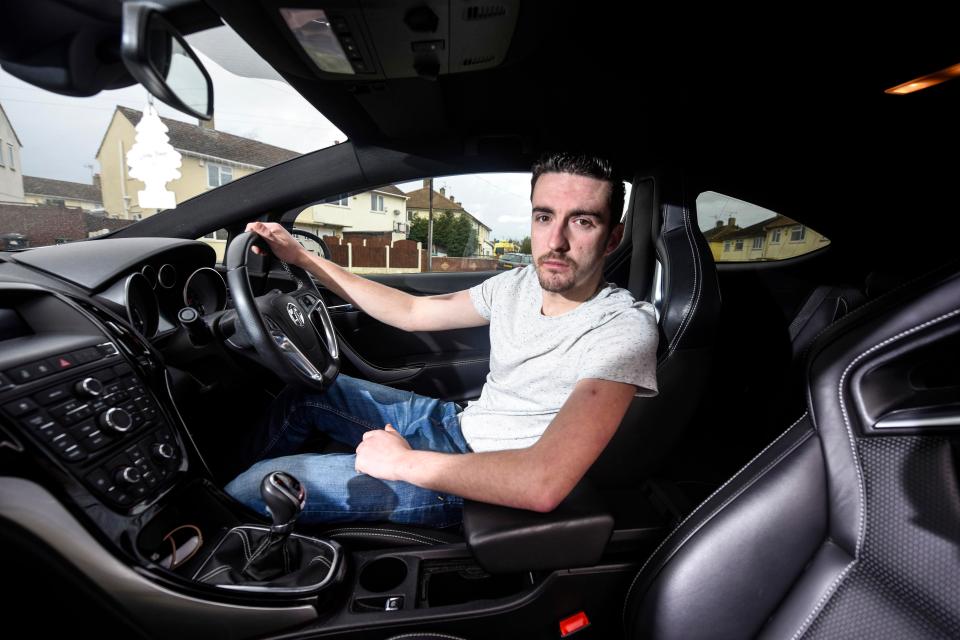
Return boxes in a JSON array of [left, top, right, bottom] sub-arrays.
[[531, 172, 623, 294]]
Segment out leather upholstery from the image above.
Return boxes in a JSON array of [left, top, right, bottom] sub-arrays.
[[589, 201, 721, 487], [463, 480, 614, 573], [623, 265, 960, 639]]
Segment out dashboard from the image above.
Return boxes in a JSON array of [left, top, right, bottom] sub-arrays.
[[0, 238, 223, 517]]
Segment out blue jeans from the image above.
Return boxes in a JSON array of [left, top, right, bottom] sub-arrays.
[[225, 375, 470, 527]]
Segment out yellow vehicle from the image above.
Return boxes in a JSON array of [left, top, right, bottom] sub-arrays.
[[493, 240, 520, 256]]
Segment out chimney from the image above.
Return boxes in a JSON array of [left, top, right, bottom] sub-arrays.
[[439, 187, 446, 197], [715, 220, 723, 228], [93, 174, 101, 190], [423, 179, 431, 189], [727, 216, 736, 227], [199, 116, 215, 130]]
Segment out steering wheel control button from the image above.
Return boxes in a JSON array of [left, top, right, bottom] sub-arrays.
[[99, 407, 134, 433], [74, 377, 104, 398]]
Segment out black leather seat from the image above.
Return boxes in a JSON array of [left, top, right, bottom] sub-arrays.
[[589, 201, 721, 488], [622, 264, 960, 639]]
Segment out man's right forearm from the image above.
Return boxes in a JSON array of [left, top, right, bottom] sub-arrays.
[[296, 252, 419, 331]]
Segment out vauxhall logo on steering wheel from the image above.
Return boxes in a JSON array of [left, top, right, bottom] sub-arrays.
[[286, 302, 305, 327]]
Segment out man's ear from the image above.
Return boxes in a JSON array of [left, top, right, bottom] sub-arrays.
[[605, 222, 625, 254]]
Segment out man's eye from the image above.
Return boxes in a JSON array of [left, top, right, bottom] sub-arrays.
[[573, 218, 595, 227], [535, 214, 550, 223]]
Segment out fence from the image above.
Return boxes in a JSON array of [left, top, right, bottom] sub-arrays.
[[322, 235, 498, 273]]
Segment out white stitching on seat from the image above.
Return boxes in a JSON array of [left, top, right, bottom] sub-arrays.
[[324, 527, 448, 544], [622, 411, 810, 628], [668, 205, 702, 354], [788, 305, 960, 640]]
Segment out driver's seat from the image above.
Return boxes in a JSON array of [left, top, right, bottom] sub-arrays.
[[305, 198, 721, 549]]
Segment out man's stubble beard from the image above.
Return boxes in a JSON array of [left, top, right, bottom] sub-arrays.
[[535, 255, 577, 293]]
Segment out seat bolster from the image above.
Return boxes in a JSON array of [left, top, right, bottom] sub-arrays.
[[757, 539, 853, 639], [623, 414, 826, 640]]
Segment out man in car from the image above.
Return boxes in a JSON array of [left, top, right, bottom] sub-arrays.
[[226, 152, 658, 526]]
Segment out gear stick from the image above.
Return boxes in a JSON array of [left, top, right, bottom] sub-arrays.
[[261, 471, 306, 537]]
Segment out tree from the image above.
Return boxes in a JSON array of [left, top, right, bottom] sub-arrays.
[[520, 236, 531, 254], [408, 216, 429, 244]]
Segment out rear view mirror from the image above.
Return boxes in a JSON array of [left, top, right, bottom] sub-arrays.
[[121, 3, 213, 120]]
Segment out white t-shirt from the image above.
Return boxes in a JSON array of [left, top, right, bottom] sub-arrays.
[[461, 265, 658, 452]]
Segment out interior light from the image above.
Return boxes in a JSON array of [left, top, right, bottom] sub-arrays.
[[885, 62, 960, 94]]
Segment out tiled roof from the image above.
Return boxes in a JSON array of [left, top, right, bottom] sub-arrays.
[[24, 176, 101, 203], [116, 107, 299, 168], [372, 184, 407, 198], [405, 186, 465, 211]]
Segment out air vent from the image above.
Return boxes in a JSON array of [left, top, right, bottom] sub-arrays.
[[463, 55, 496, 67], [465, 5, 507, 21]]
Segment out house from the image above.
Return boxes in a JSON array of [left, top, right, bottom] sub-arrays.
[[24, 176, 104, 211], [0, 102, 25, 203], [712, 214, 830, 262], [702, 216, 741, 261], [95, 106, 300, 220], [405, 180, 493, 256], [293, 185, 410, 242]]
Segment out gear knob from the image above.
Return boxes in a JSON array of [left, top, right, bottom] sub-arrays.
[[260, 471, 306, 535]]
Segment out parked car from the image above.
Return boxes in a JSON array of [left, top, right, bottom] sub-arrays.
[[0, 2, 957, 639], [497, 252, 533, 270]]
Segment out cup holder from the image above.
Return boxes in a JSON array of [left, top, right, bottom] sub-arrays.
[[358, 557, 408, 593]]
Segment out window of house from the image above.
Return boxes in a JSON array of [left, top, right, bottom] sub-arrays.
[[46, 198, 66, 207], [207, 163, 233, 188], [698, 191, 828, 262], [334, 194, 349, 206], [7, 144, 14, 170], [371, 193, 385, 212]]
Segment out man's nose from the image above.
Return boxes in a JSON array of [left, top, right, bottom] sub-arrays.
[[547, 220, 569, 251]]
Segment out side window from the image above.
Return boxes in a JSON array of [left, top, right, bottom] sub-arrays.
[[287, 173, 632, 274], [697, 191, 830, 262]]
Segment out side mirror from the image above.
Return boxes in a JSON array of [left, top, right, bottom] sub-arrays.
[[121, 3, 213, 120]]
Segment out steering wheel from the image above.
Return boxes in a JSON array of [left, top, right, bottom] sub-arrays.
[[225, 231, 340, 392]]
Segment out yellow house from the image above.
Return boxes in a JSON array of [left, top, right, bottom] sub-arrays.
[[405, 180, 493, 256], [24, 176, 103, 211], [95, 106, 299, 221], [711, 214, 830, 262], [294, 185, 410, 242]]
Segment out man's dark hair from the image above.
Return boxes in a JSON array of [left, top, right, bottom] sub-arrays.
[[530, 151, 625, 228]]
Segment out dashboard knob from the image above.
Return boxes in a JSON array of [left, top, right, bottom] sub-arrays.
[[152, 443, 175, 461], [99, 407, 133, 433], [74, 377, 103, 398], [115, 466, 142, 486]]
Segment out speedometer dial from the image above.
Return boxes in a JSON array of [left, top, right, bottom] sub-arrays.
[[183, 267, 227, 315]]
